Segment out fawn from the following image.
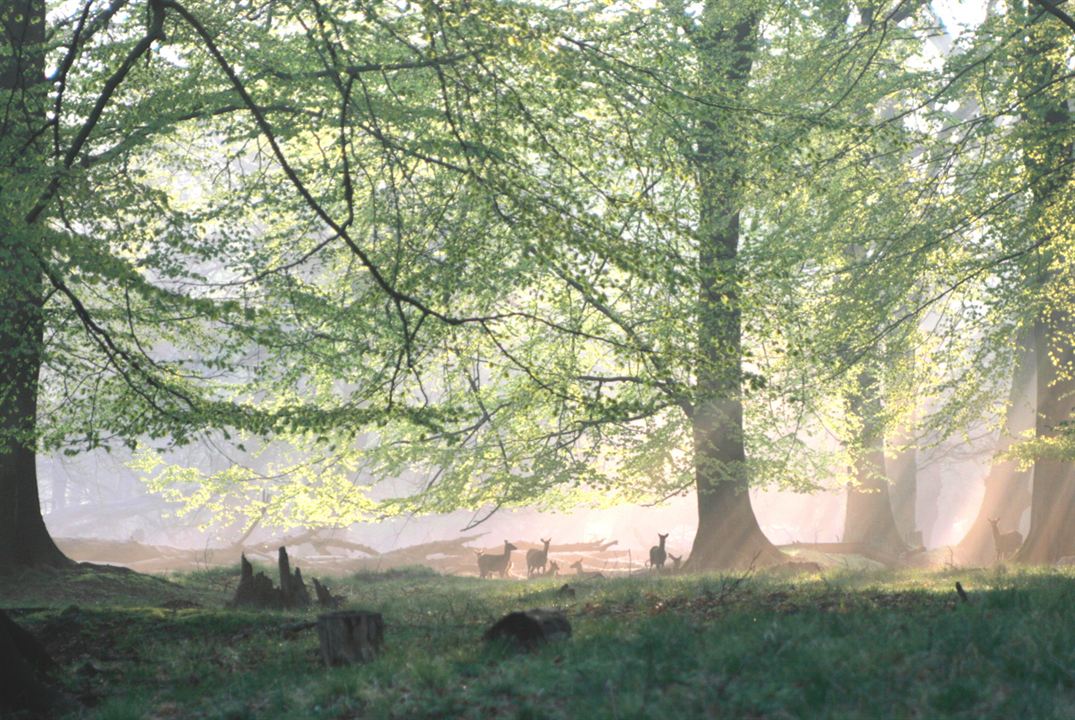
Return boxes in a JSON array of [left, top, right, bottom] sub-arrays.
[[569, 559, 604, 579], [649, 533, 669, 570], [988, 517, 1022, 563], [667, 553, 682, 572], [527, 538, 552, 578], [546, 560, 560, 577], [477, 540, 518, 578]]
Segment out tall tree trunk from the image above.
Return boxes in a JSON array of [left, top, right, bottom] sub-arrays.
[[955, 337, 1034, 565], [842, 368, 907, 554], [0, 0, 71, 571], [1013, 3, 1075, 564], [1018, 311, 1075, 562], [888, 338, 919, 546], [887, 444, 919, 545], [686, 5, 781, 571]]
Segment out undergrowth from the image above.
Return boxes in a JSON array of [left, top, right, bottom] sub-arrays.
[[4, 565, 1075, 719]]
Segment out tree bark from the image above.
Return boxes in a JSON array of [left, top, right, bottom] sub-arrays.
[[888, 444, 918, 545], [1018, 311, 1075, 562], [686, 6, 781, 571], [1013, 3, 1075, 564], [842, 368, 907, 555], [0, 0, 71, 572], [955, 338, 1035, 565], [317, 611, 384, 665]]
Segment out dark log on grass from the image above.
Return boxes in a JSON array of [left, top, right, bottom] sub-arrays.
[[316, 611, 384, 665], [0, 609, 54, 715], [484, 609, 571, 650]]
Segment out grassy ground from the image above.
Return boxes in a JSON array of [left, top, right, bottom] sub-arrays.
[[4, 563, 1075, 719]]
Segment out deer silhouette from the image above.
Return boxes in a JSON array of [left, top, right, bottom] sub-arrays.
[[649, 533, 669, 570], [988, 518, 1022, 564], [476, 540, 518, 578], [527, 538, 552, 578]]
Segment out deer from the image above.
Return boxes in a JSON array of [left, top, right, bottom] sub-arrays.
[[988, 517, 1023, 564], [476, 540, 518, 579], [569, 559, 604, 579], [527, 538, 552, 578], [667, 553, 682, 573], [649, 533, 669, 571], [546, 560, 560, 578]]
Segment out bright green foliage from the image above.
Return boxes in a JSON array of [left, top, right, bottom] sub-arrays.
[[13, 0, 1075, 531]]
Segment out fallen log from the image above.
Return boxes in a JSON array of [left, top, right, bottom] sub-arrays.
[[781, 542, 903, 568]]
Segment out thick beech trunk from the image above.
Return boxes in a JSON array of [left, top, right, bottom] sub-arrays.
[[1013, 5, 1075, 564], [686, 8, 781, 571], [888, 444, 919, 546], [0, 0, 70, 572], [842, 369, 907, 555], [956, 339, 1034, 565], [1018, 312, 1075, 562]]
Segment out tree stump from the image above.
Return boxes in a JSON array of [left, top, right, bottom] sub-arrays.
[[316, 611, 384, 665], [230, 547, 317, 610], [231, 553, 281, 608], [0, 609, 55, 715], [484, 609, 571, 650], [313, 578, 342, 608], [278, 547, 311, 609]]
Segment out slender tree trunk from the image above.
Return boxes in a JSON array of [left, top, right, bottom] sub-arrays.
[[0, 0, 71, 571], [686, 6, 781, 571], [955, 338, 1034, 565], [1013, 3, 1075, 564], [842, 368, 907, 554]]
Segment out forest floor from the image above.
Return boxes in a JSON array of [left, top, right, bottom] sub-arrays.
[[3, 562, 1074, 719]]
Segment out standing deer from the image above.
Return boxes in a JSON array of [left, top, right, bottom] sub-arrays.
[[527, 538, 552, 578], [649, 533, 669, 571], [476, 540, 518, 579], [988, 518, 1023, 564], [667, 553, 683, 572]]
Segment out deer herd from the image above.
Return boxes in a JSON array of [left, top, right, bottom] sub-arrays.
[[474, 533, 684, 579], [475, 518, 1030, 578]]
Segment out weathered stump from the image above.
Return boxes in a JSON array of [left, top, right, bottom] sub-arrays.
[[484, 609, 571, 650], [229, 547, 316, 609], [0, 609, 55, 715], [230, 553, 280, 608], [278, 548, 311, 609], [317, 611, 384, 665], [313, 578, 342, 608]]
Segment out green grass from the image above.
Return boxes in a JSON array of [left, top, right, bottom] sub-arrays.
[[6, 565, 1075, 718]]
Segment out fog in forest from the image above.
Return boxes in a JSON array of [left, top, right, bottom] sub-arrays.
[[39, 420, 1011, 572]]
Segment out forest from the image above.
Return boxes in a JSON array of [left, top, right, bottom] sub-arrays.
[[3, 0, 1075, 717]]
